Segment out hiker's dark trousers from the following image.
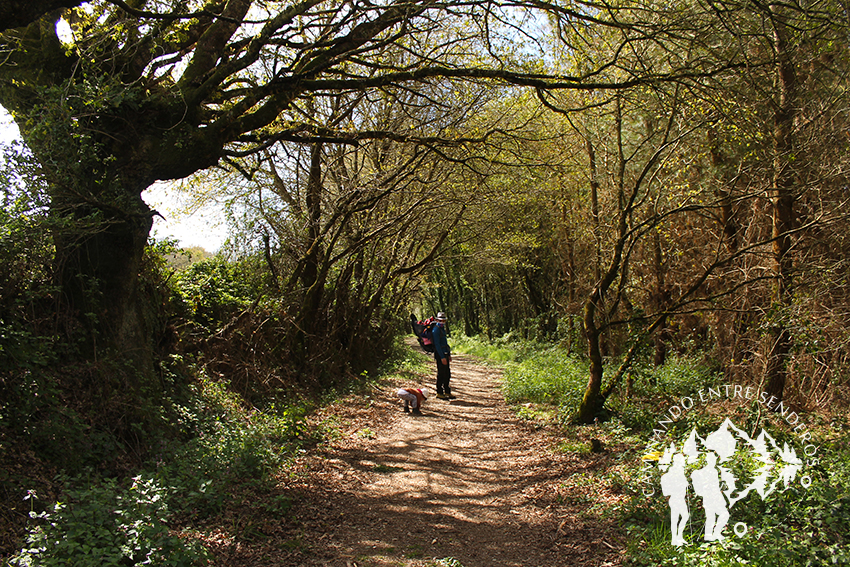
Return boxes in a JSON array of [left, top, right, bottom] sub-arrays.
[[435, 354, 451, 395]]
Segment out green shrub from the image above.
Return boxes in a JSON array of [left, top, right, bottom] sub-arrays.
[[8, 372, 314, 564], [152, 376, 308, 518], [501, 347, 586, 409], [451, 334, 526, 363], [641, 355, 719, 397], [611, 355, 722, 431], [0, 143, 58, 373], [174, 257, 254, 330], [10, 476, 208, 567]]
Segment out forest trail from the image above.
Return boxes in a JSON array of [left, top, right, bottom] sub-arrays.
[[207, 348, 626, 566]]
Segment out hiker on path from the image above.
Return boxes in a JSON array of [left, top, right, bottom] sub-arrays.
[[397, 388, 428, 414], [433, 312, 455, 399]]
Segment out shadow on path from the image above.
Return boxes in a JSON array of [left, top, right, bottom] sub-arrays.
[[209, 350, 625, 567]]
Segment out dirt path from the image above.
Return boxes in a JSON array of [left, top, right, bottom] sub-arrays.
[[207, 350, 626, 566]]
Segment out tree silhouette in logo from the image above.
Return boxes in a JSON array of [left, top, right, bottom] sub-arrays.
[[656, 419, 802, 546]]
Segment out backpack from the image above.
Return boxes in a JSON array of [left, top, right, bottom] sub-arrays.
[[410, 314, 436, 353]]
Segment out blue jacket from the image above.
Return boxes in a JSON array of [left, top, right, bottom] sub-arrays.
[[432, 322, 450, 359]]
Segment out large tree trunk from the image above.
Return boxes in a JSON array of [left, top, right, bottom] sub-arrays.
[[764, 9, 797, 402], [281, 144, 326, 324], [53, 186, 155, 373], [299, 142, 326, 332], [0, 0, 85, 32], [576, 126, 626, 424], [576, 128, 614, 424], [577, 294, 605, 423]]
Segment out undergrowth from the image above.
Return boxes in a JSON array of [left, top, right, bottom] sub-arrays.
[[4, 336, 423, 566], [6, 368, 314, 566], [620, 431, 850, 566], [456, 334, 850, 566], [10, 476, 208, 567], [450, 334, 526, 363]]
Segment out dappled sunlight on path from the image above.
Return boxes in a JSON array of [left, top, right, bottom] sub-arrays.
[[208, 349, 625, 567]]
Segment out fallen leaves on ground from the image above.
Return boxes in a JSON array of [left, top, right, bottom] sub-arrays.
[[190, 353, 631, 567]]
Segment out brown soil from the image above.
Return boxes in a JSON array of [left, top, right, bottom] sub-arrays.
[[204, 351, 628, 567]]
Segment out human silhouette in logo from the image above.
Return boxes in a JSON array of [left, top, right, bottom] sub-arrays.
[[691, 451, 730, 541], [660, 451, 690, 546]]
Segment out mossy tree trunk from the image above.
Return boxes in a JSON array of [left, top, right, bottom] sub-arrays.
[[0, 0, 447, 376]]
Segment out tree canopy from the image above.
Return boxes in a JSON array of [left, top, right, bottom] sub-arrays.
[[2, 0, 850, 420]]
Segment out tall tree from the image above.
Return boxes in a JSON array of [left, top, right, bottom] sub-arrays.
[[0, 0, 763, 377], [205, 84, 477, 368], [763, 4, 799, 403], [693, 1, 850, 404], [0, 1, 546, 371]]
